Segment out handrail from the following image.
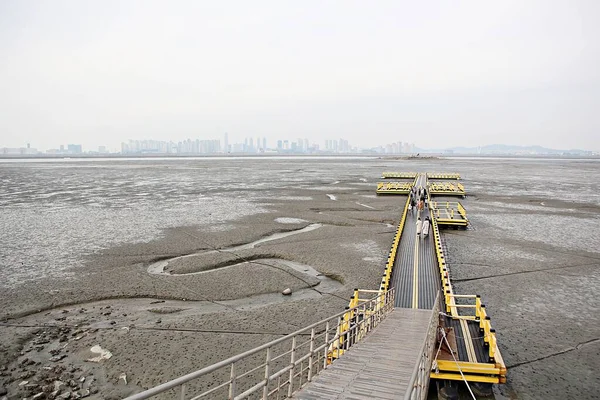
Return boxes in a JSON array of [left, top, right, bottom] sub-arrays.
[[430, 207, 500, 365], [404, 292, 440, 400], [126, 289, 396, 400]]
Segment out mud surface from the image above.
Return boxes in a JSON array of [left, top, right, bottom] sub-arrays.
[[1, 156, 599, 399]]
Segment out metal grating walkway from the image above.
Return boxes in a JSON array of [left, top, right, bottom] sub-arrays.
[[293, 308, 433, 400], [392, 174, 439, 309]]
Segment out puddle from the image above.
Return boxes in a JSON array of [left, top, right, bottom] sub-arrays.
[[274, 217, 308, 224], [356, 202, 375, 209], [148, 224, 322, 275]]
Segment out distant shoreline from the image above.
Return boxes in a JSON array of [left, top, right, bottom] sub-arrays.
[[0, 153, 598, 161]]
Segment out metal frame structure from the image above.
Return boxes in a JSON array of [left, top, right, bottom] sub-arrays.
[[376, 181, 414, 195], [381, 172, 418, 179], [428, 182, 466, 197], [426, 173, 461, 180], [429, 201, 468, 227]]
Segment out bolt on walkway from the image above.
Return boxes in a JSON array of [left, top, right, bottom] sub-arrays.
[[293, 308, 434, 400]]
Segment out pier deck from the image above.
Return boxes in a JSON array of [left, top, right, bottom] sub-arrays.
[[293, 308, 433, 400]]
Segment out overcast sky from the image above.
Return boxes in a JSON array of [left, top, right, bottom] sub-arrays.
[[1, 0, 599, 151]]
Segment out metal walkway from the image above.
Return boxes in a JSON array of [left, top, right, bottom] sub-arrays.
[[293, 308, 433, 400], [393, 174, 439, 309]]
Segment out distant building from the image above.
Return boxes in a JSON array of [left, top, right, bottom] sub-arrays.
[[67, 144, 82, 154]]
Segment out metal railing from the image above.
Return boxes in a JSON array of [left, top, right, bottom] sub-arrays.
[[430, 207, 499, 364], [126, 289, 395, 400], [404, 292, 440, 400]]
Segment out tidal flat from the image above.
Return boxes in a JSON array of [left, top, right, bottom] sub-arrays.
[[1, 157, 599, 399]]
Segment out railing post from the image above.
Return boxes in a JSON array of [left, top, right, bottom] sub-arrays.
[[323, 321, 330, 370], [308, 328, 315, 382], [263, 347, 271, 399], [229, 363, 236, 400], [180, 383, 186, 400], [287, 337, 296, 398]]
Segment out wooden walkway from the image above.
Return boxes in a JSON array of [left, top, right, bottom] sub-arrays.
[[293, 308, 433, 400]]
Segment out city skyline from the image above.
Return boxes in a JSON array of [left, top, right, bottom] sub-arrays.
[[2, 135, 595, 156], [1, 1, 599, 152]]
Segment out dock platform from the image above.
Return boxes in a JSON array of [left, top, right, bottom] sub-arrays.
[[376, 181, 414, 195], [430, 201, 468, 227], [381, 172, 417, 179], [428, 181, 466, 197]]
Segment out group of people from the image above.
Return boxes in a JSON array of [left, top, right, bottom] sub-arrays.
[[407, 185, 430, 238], [408, 185, 428, 214], [416, 216, 431, 238]]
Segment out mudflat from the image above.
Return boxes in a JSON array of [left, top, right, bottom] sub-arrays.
[[1, 157, 599, 399]]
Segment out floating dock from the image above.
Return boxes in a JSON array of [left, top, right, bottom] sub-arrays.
[[126, 172, 505, 400], [427, 173, 461, 180], [430, 201, 468, 227], [381, 172, 417, 179], [428, 181, 466, 197], [376, 181, 414, 195]]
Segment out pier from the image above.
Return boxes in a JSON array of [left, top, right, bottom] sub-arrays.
[[126, 172, 505, 400]]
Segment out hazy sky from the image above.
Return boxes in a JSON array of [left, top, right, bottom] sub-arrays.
[[1, 0, 599, 151]]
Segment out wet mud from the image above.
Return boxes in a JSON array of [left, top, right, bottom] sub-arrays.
[[1, 157, 599, 399]]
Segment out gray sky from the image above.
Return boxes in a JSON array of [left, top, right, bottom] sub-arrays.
[[1, 0, 599, 151]]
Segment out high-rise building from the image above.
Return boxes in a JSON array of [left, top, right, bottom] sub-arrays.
[[262, 137, 267, 150], [224, 132, 229, 153]]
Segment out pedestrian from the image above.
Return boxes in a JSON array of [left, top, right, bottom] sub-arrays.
[[422, 216, 430, 238], [416, 217, 422, 236]]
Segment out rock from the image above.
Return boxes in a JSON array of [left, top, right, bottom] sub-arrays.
[[78, 389, 89, 398], [86, 345, 112, 362], [59, 336, 68, 343], [155, 319, 161, 324], [282, 288, 292, 295], [0, 388, 6, 396], [32, 393, 45, 399], [49, 355, 67, 362], [19, 371, 35, 379], [49, 349, 61, 356], [58, 392, 71, 399], [118, 373, 127, 385], [53, 381, 66, 392], [89, 387, 98, 395], [19, 381, 29, 387]]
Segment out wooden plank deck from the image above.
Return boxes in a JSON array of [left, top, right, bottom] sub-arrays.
[[293, 308, 433, 400]]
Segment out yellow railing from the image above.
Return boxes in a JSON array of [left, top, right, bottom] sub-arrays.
[[426, 173, 461, 180], [430, 211, 503, 369], [381, 171, 418, 179], [376, 182, 413, 194], [380, 196, 411, 293]]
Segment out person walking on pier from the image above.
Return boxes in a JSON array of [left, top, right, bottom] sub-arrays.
[[422, 216, 431, 238], [416, 217, 422, 236]]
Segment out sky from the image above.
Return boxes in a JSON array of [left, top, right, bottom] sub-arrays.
[[1, 0, 599, 152]]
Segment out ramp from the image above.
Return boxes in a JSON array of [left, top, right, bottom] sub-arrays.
[[293, 308, 433, 400]]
